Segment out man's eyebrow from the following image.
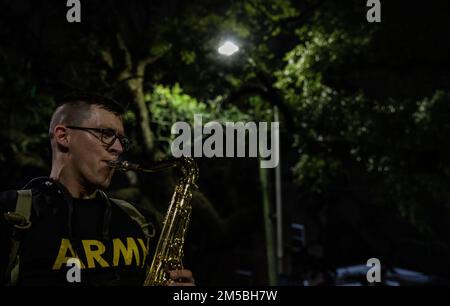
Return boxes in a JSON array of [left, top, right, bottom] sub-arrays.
[[99, 126, 125, 136]]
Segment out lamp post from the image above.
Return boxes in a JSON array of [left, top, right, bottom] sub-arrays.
[[274, 106, 283, 278], [217, 41, 283, 285]]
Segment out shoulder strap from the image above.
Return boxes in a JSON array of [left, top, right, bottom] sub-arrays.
[[13, 190, 33, 228], [4, 189, 33, 286], [110, 198, 156, 239]]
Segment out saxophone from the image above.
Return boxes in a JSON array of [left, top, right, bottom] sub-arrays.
[[108, 157, 199, 286]]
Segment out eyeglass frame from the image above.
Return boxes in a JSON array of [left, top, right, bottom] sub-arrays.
[[65, 125, 131, 151]]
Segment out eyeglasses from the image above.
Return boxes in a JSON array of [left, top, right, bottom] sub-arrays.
[[66, 126, 131, 152]]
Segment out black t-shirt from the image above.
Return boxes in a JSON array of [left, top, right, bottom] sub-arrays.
[[0, 181, 160, 286]]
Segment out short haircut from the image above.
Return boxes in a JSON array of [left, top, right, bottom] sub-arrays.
[[49, 92, 125, 138]]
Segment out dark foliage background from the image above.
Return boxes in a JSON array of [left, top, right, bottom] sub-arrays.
[[1, 0, 450, 285]]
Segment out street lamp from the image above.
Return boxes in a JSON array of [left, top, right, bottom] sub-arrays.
[[218, 41, 239, 56]]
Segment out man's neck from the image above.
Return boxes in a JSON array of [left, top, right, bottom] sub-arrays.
[[50, 168, 98, 199]]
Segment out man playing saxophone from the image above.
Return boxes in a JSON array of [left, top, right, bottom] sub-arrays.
[[0, 92, 195, 286]]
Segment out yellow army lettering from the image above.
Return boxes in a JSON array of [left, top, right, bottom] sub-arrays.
[[52, 237, 148, 269]]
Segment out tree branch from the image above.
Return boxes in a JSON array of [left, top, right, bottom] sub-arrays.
[[224, 81, 295, 130], [98, 49, 114, 69], [277, 0, 329, 28], [116, 32, 133, 81]]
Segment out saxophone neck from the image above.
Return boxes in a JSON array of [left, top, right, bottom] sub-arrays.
[[176, 157, 199, 186], [108, 157, 199, 181]]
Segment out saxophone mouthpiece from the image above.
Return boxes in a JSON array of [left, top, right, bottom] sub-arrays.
[[107, 160, 121, 169], [107, 160, 141, 172]]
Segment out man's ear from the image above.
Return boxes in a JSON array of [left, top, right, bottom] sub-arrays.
[[52, 125, 69, 149]]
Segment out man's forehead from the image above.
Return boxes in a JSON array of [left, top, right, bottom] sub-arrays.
[[87, 105, 124, 130]]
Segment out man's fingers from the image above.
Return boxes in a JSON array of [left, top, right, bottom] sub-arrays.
[[169, 281, 196, 287], [169, 269, 195, 285], [170, 269, 193, 280]]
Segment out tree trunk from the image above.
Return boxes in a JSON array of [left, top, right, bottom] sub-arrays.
[[127, 71, 156, 157]]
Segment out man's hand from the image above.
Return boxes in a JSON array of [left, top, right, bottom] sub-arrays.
[[168, 269, 195, 286]]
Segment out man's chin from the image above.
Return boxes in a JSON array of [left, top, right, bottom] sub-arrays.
[[97, 168, 115, 189], [99, 178, 112, 190], [91, 176, 112, 191]]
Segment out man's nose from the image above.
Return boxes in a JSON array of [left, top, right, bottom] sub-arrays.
[[108, 137, 124, 155]]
